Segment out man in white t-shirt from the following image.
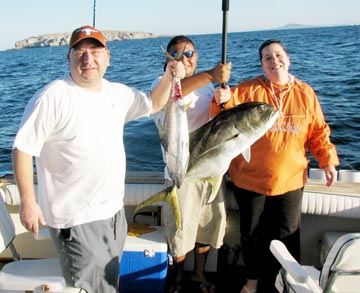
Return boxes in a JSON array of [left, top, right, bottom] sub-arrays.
[[12, 25, 185, 293]]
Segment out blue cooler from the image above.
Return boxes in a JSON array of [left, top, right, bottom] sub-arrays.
[[119, 226, 168, 292]]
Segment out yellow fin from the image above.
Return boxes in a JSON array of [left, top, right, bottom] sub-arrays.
[[135, 186, 182, 231]]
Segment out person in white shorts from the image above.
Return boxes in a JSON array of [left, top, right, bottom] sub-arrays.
[[151, 35, 231, 293]]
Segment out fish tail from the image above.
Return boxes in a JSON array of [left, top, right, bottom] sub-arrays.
[[168, 187, 182, 231], [134, 188, 170, 212], [135, 186, 182, 231]]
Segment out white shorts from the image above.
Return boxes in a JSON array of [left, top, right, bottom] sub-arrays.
[[164, 176, 227, 257]]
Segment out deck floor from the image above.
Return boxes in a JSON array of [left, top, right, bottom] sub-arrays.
[[165, 264, 280, 293], [165, 265, 246, 293]]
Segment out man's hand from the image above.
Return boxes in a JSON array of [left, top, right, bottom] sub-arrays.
[[209, 62, 231, 84], [20, 199, 46, 234], [215, 85, 232, 105], [165, 60, 186, 80]]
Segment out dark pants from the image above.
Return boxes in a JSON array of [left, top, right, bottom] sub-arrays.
[[233, 186, 303, 292]]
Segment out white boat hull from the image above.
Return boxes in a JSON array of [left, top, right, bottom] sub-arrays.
[[1, 170, 359, 272]]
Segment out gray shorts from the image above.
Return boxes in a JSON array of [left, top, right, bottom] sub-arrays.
[[49, 209, 127, 293]]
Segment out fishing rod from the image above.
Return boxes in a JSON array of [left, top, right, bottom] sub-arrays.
[[220, 0, 229, 109], [93, 0, 96, 27]]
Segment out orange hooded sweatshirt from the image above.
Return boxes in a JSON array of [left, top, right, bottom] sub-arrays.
[[209, 75, 339, 196]]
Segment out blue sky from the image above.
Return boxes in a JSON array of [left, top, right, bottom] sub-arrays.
[[1, 0, 359, 51]]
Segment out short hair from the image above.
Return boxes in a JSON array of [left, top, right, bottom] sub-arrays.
[[166, 35, 196, 52], [258, 39, 288, 61]]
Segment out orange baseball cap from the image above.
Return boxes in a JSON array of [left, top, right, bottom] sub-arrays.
[[69, 25, 106, 48]]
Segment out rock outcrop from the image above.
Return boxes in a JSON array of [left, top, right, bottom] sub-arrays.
[[14, 31, 156, 49]]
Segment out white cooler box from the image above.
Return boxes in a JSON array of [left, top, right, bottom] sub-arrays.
[[119, 226, 168, 292]]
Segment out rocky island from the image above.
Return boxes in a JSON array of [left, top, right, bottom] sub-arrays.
[[14, 30, 157, 49]]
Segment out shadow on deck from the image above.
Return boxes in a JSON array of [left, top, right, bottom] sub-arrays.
[[165, 264, 246, 293]]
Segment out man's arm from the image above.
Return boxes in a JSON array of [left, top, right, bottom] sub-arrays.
[[150, 60, 185, 113], [12, 148, 46, 234], [181, 62, 231, 96], [150, 61, 231, 113]]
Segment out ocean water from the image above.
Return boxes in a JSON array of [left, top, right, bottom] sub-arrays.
[[0, 25, 359, 176]]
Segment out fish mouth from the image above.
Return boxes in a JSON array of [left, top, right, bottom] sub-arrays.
[[267, 109, 280, 129], [269, 108, 280, 122]]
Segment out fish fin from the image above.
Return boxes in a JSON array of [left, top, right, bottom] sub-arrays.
[[182, 102, 193, 110], [194, 133, 240, 159], [161, 46, 174, 60], [195, 145, 220, 159], [169, 187, 182, 231], [161, 45, 186, 61], [157, 121, 166, 145], [135, 188, 170, 212], [135, 186, 182, 231], [242, 147, 251, 163], [202, 176, 223, 203], [156, 118, 163, 131]]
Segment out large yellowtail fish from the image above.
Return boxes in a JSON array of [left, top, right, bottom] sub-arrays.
[[136, 102, 279, 231]]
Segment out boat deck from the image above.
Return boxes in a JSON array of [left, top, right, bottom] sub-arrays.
[[165, 265, 246, 293]]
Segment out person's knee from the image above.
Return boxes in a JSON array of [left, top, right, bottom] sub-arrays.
[[195, 243, 211, 254], [173, 255, 186, 263]]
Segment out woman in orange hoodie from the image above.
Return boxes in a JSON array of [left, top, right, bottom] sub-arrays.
[[210, 39, 339, 293]]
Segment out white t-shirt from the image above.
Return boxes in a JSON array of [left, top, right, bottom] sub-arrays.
[[150, 76, 215, 179], [13, 74, 152, 228]]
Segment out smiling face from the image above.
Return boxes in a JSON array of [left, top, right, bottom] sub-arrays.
[[167, 41, 198, 77], [260, 42, 291, 85], [67, 39, 110, 91]]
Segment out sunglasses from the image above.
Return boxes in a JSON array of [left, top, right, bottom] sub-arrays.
[[170, 50, 195, 59]]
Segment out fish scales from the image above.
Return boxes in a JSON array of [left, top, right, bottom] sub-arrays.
[[186, 102, 279, 179], [159, 77, 189, 188]]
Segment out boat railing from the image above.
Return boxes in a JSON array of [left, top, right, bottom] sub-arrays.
[[1, 169, 359, 219], [308, 168, 360, 183]]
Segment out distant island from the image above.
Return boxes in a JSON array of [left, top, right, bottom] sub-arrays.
[[14, 30, 158, 50], [277, 23, 359, 30], [278, 23, 317, 29], [13, 24, 357, 50]]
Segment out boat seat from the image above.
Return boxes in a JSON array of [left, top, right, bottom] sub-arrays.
[[301, 179, 360, 219], [320, 231, 349, 266], [0, 183, 25, 205], [0, 191, 84, 293], [270, 233, 360, 293]]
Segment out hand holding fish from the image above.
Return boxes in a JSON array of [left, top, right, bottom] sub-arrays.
[[165, 60, 186, 80], [215, 85, 232, 106], [150, 61, 186, 112]]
